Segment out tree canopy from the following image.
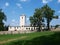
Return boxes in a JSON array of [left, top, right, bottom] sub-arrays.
[[30, 8, 44, 31], [0, 9, 7, 31], [42, 4, 58, 30], [29, 4, 58, 31]]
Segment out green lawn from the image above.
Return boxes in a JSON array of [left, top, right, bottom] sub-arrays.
[[0, 31, 60, 45]]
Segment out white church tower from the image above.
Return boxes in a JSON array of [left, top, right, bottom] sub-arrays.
[[20, 14, 26, 27]]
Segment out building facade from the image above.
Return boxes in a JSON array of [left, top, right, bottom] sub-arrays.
[[8, 14, 44, 31], [20, 14, 26, 27]]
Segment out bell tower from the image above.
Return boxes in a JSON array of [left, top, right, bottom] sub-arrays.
[[20, 14, 26, 27]]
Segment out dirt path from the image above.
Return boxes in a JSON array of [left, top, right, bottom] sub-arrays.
[[0, 36, 27, 45]]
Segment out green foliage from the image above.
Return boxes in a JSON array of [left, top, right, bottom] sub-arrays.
[[41, 4, 55, 30], [29, 16, 37, 26], [0, 9, 7, 31], [30, 4, 58, 31], [29, 8, 44, 31]]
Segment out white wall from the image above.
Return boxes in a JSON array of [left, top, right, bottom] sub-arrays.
[[20, 15, 26, 26], [9, 27, 21, 31], [8, 26, 39, 31]]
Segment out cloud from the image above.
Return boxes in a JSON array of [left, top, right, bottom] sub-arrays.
[[16, 3, 22, 8], [58, 0, 60, 3], [59, 16, 60, 18], [2, 2, 9, 9], [20, 0, 29, 2], [57, 10, 60, 13], [12, 19, 15, 22], [42, 0, 48, 4], [20, 0, 27, 2], [5, 2, 9, 7], [26, 17, 29, 21], [42, 0, 52, 4], [58, 11, 60, 13]]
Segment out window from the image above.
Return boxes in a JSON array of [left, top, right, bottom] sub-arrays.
[[26, 28, 28, 30], [29, 28, 30, 30], [26, 28, 30, 30], [22, 17, 23, 19]]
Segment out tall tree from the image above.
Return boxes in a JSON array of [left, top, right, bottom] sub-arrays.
[[30, 8, 44, 31], [29, 16, 37, 30], [42, 4, 58, 30], [0, 9, 7, 31]]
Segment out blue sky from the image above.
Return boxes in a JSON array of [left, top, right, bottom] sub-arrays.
[[0, 0, 60, 26]]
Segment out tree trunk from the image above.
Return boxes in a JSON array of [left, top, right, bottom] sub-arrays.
[[38, 21, 42, 32], [34, 26, 35, 30], [39, 26, 41, 32], [47, 19, 50, 30]]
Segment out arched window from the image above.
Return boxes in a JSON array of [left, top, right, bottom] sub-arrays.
[[22, 17, 23, 19]]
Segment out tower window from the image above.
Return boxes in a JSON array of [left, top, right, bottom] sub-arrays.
[[22, 17, 23, 19]]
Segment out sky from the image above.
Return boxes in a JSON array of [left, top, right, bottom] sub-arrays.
[[0, 0, 60, 26]]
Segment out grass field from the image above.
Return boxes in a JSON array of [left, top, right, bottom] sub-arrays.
[[0, 31, 60, 45]]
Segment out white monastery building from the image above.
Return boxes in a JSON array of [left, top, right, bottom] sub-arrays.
[[8, 14, 44, 31]]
